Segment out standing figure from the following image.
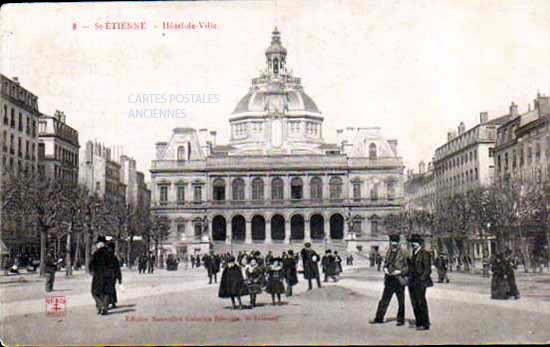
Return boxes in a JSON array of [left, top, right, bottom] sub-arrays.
[[334, 251, 343, 275], [204, 251, 220, 284], [44, 249, 57, 292], [504, 249, 520, 299], [349, 254, 354, 266], [89, 236, 111, 315], [138, 253, 147, 274], [490, 253, 509, 299], [376, 253, 383, 271], [266, 257, 285, 305], [407, 234, 433, 331], [370, 234, 409, 326], [244, 258, 264, 308], [283, 250, 299, 296], [323, 250, 338, 282], [300, 242, 322, 290], [219, 256, 248, 309], [481, 253, 490, 278], [147, 252, 155, 273], [265, 251, 274, 266], [195, 253, 202, 268], [190, 255, 195, 268], [105, 242, 122, 309], [435, 253, 450, 283]]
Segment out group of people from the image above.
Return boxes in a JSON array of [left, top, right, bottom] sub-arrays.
[[369, 234, 434, 331], [137, 252, 156, 274], [89, 236, 123, 315], [490, 248, 520, 300], [219, 242, 341, 309]]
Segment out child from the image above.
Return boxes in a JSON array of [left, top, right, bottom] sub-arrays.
[[244, 258, 264, 308], [218, 256, 248, 309], [266, 257, 286, 305]]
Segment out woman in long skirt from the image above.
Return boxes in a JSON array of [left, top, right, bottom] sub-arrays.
[[266, 257, 286, 305], [219, 256, 248, 309], [490, 253, 510, 300]]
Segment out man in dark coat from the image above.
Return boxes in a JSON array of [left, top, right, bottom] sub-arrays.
[[503, 249, 520, 299], [105, 242, 122, 308], [322, 249, 338, 282], [334, 251, 343, 274], [89, 236, 111, 315], [44, 248, 57, 292], [138, 253, 147, 274], [435, 253, 450, 283], [407, 234, 433, 330], [283, 250, 299, 296], [370, 234, 410, 326], [300, 242, 322, 290], [203, 251, 220, 284], [147, 252, 155, 273]]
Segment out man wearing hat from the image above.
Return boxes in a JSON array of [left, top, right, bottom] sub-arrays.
[[322, 249, 338, 283], [407, 234, 433, 330], [435, 252, 450, 283], [300, 242, 322, 290], [44, 248, 58, 292], [89, 235, 111, 315], [370, 234, 409, 326]]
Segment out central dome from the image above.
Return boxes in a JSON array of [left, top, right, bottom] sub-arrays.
[[228, 28, 325, 156]]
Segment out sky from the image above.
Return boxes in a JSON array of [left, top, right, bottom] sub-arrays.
[[2, 0, 550, 180]]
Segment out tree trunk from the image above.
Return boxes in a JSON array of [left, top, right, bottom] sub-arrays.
[[65, 225, 73, 277], [39, 226, 48, 277], [155, 240, 159, 268], [74, 232, 81, 270], [127, 234, 134, 269], [85, 225, 92, 273]]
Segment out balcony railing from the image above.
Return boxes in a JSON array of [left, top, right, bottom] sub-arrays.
[[151, 197, 403, 208], [151, 156, 403, 171]]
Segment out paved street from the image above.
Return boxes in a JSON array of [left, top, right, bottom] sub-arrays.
[[1, 265, 550, 345]]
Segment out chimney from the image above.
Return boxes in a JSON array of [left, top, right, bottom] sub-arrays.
[[209, 131, 217, 147], [12, 77, 19, 84], [388, 139, 398, 156], [458, 122, 465, 135], [419, 161, 426, 174], [155, 142, 168, 160], [480, 112, 489, 124], [447, 131, 454, 142], [509, 102, 518, 116]]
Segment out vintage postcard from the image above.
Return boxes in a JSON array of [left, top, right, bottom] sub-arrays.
[[1, 0, 550, 345]]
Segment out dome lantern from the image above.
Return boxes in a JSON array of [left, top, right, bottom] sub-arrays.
[[265, 27, 287, 76]]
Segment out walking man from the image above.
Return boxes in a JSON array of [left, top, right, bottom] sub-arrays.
[[407, 234, 433, 331], [370, 234, 409, 326], [44, 248, 57, 292], [89, 236, 111, 315], [300, 242, 322, 290]]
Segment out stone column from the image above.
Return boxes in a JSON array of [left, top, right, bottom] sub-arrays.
[[226, 219, 232, 245], [265, 176, 271, 201], [245, 220, 252, 244], [186, 220, 193, 242], [244, 176, 251, 201], [265, 218, 272, 244], [283, 175, 290, 200], [284, 219, 290, 244], [324, 216, 331, 241], [168, 183, 176, 204], [304, 218, 311, 242], [304, 175, 310, 200], [323, 175, 330, 201]]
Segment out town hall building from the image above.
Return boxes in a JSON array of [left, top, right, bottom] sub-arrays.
[[150, 28, 405, 257]]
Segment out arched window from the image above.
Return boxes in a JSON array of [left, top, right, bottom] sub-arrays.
[[310, 176, 323, 200], [273, 58, 279, 74], [290, 177, 303, 200], [213, 178, 225, 201], [271, 177, 284, 200], [177, 145, 186, 161], [232, 178, 245, 201], [369, 143, 377, 159], [252, 177, 264, 200], [329, 176, 343, 200]]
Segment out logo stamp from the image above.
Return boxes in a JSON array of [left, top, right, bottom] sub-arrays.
[[46, 296, 67, 316]]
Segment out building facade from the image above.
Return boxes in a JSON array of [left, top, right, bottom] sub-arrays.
[[0, 75, 41, 255], [403, 161, 435, 212], [494, 93, 550, 183], [79, 140, 126, 202], [433, 111, 512, 198], [38, 110, 79, 184], [150, 28, 405, 257]]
